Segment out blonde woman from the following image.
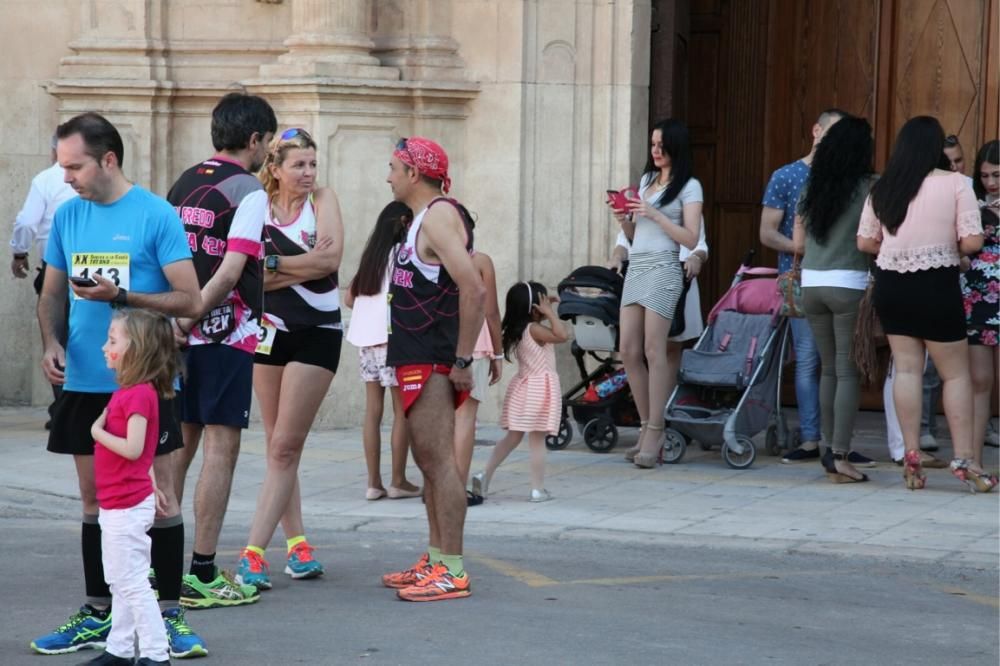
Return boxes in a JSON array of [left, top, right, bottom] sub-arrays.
[[235, 128, 346, 589]]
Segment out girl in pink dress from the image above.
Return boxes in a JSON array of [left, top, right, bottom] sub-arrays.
[[472, 281, 569, 502]]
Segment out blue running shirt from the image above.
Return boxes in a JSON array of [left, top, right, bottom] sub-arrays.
[[44, 186, 192, 392]]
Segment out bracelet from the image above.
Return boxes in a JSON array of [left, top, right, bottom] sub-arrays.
[[492, 354, 504, 361]]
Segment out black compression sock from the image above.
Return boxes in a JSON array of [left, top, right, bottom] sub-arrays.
[[82, 517, 111, 600], [149, 518, 184, 603]]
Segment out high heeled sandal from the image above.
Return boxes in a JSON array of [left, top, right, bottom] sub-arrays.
[[624, 421, 646, 463], [902, 450, 926, 490], [825, 451, 869, 484], [949, 459, 999, 494], [634, 424, 663, 469]]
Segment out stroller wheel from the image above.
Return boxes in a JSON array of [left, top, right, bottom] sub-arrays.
[[661, 428, 687, 464], [545, 417, 573, 450], [582, 417, 618, 452], [722, 435, 757, 469]]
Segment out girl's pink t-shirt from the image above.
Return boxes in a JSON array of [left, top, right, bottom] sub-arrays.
[[94, 383, 158, 510], [857, 170, 982, 272]]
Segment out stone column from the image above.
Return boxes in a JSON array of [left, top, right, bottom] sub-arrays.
[[373, 0, 466, 80], [57, 0, 166, 80], [47, 0, 172, 191], [261, 0, 398, 79]]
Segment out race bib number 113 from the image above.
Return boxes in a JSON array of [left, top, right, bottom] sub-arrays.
[[71, 253, 131, 296]]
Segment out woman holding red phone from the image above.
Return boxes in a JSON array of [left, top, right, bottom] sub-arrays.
[[608, 119, 702, 468]]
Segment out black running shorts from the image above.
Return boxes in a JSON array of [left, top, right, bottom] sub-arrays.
[[47, 390, 184, 456], [254, 327, 342, 374]]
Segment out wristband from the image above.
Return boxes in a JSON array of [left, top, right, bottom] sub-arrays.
[[492, 354, 504, 361]]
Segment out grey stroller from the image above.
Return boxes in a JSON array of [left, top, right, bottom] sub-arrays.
[[661, 262, 792, 469]]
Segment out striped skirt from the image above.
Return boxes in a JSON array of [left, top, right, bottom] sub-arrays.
[[621, 250, 684, 321]]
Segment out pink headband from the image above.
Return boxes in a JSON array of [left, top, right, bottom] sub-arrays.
[[394, 136, 451, 194]]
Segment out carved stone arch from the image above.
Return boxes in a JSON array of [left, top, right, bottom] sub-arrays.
[[540, 40, 576, 84]]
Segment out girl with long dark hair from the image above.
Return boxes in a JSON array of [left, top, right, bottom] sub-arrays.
[[472, 281, 568, 501], [961, 140, 1000, 470], [792, 115, 874, 483], [610, 119, 702, 469], [857, 116, 996, 493], [344, 201, 421, 501]]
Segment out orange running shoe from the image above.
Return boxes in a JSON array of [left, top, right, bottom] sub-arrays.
[[381, 553, 432, 589], [397, 563, 471, 602]]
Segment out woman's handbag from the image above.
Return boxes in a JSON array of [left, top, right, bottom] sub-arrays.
[[852, 272, 888, 385], [776, 255, 805, 318], [669, 276, 692, 337]]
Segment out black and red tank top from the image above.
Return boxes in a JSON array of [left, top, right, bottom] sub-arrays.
[[386, 197, 473, 367]]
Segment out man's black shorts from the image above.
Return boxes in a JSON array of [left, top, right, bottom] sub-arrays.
[[47, 390, 184, 456]]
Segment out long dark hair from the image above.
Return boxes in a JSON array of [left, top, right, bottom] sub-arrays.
[[640, 119, 694, 207], [800, 115, 873, 244], [973, 140, 999, 201], [350, 202, 412, 297], [870, 116, 945, 235], [501, 281, 547, 360]]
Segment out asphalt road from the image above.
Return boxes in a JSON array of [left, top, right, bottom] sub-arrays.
[[3, 519, 997, 666]]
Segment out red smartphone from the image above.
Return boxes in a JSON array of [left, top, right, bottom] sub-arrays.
[[607, 186, 638, 212]]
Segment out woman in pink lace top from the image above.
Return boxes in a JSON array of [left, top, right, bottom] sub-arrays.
[[857, 116, 996, 493]]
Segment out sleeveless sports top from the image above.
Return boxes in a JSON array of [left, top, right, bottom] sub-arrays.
[[261, 194, 341, 332], [386, 197, 473, 366]]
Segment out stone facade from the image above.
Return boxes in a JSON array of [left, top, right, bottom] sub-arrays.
[[1, 0, 651, 426]]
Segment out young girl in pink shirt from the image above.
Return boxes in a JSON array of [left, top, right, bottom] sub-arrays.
[[90, 309, 179, 665]]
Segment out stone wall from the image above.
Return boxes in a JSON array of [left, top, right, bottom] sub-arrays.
[[0, 0, 651, 427]]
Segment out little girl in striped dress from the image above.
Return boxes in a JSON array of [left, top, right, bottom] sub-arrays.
[[472, 281, 569, 502]]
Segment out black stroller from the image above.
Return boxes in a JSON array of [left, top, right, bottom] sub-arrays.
[[546, 266, 640, 452]]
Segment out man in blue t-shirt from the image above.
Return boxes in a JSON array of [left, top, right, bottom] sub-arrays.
[[759, 108, 870, 467], [32, 113, 205, 659]]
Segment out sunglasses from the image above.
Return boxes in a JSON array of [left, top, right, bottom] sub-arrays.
[[944, 134, 959, 147], [280, 127, 311, 141], [396, 137, 414, 163]]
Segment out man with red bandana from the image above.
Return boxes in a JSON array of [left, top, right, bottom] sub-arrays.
[[380, 136, 485, 601]]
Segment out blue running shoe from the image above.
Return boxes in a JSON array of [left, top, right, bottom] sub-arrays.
[[29, 605, 111, 654], [163, 607, 207, 658], [235, 548, 272, 590], [285, 542, 324, 580]]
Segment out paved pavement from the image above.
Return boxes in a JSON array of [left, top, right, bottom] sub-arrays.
[[2, 406, 996, 567], [0, 406, 997, 664]]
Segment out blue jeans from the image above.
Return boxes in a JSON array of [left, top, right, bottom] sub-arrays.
[[790, 317, 821, 442]]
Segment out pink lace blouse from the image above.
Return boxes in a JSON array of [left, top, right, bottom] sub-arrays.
[[857, 170, 982, 272]]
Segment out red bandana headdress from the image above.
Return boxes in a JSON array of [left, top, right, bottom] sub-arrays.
[[394, 136, 451, 194]]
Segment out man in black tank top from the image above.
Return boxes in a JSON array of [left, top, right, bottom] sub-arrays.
[[381, 137, 485, 601]]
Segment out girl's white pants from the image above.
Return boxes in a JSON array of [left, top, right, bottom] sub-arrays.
[[99, 493, 169, 661]]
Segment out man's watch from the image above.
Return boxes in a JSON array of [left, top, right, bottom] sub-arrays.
[[454, 356, 473, 370], [264, 255, 280, 273], [112, 287, 128, 306]]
